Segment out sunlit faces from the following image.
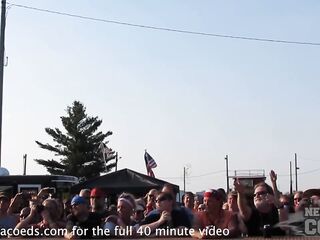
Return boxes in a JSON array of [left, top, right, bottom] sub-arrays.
[[117, 199, 134, 219], [253, 186, 272, 213], [183, 193, 194, 209], [203, 196, 221, 213], [227, 194, 238, 212], [156, 193, 173, 212], [294, 192, 303, 207]]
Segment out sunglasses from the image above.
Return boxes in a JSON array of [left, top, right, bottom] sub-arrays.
[[253, 191, 268, 198], [156, 197, 168, 203]]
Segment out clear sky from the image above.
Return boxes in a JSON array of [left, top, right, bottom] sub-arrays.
[[3, 0, 320, 193]]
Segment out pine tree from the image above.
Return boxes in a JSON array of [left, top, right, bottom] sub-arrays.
[[35, 101, 116, 180]]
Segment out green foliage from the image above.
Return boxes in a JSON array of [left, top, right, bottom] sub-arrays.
[[35, 101, 116, 180]]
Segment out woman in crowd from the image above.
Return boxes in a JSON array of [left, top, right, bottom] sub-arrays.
[[144, 189, 158, 216], [104, 192, 137, 236], [193, 189, 240, 238]]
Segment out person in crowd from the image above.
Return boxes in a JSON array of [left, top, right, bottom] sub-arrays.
[[144, 189, 158, 216], [64, 199, 72, 218], [193, 189, 240, 238], [217, 188, 227, 204], [104, 193, 137, 236], [234, 175, 285, 237], [279, 194, 295, 213], [0, 192, 18, 232], [293, 191, 303, 212], [226, 191, 247, 235], [162, 184, 176, 201], [90, 187, 108, 221], [193, 194, 202, 212], [197, 204, 206, 212], [108, 204, 117, 216], [182, 191, 195, 224], [183, 192, 195, 210], [65, 195, 101, 239], [133, 198, 146, 225], [139, 192, 191, 235], [15, 198, 63, 236], [18, 207, 31, 223], [79, 189, 91, 206], [310, 195, 320, 207]]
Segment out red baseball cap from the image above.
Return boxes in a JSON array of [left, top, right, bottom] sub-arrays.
[[90, 188, 105, 198]]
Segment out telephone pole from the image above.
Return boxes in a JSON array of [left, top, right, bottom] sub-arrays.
[[294, 153, 299, 192], [225, 155, 229, 193], [0, 0, 7, 167], [289, 161, 293, 195], [183, 167, 186, 194], [23, 154, 27, 175]]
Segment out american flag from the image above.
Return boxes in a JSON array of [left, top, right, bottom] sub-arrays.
[[99, 142, 114, 162], [144, 151, 157, 177]]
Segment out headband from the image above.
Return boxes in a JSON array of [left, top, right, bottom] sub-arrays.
[[118, 198, 134, 208]]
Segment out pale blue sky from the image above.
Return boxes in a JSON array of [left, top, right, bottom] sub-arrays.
[[3, 0, 320, 192]]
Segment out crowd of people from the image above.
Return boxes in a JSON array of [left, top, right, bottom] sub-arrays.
[[0, 170, 319, 238]]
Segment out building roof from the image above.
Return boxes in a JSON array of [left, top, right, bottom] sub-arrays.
[[71, 168, 179, 195]]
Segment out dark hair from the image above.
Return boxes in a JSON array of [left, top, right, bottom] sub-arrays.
[[157, 192, 174, 202], [183, 192, 194, 201], [254, 182, 274, 195], [162, 183, 177, 194]]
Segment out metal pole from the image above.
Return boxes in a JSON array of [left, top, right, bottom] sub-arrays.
[[289, 161, 292, 195], [115, 152, 118, 171], [225, 155, 229, 193], [0, 0, 7, 167], [23, 154, 27, 175], [183, 167, 186, 194], [295, 153, 298, 192]]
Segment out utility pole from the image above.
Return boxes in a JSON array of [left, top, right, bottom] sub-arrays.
[[115, 152, 118, 171], [225, 155, 229, 193], [295, 153, 299, 192], [0, 0, 7, 167], [289, 161, 293, 195], [183, 167, 186, 194], [23, 154, 27, 175]]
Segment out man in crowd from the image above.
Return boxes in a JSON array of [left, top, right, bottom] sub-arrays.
[[65, 195, 101, 239], [90, 188, 108, 221], [182, 192, 195, 224], [139, 192, 191, 235], [79, 189, 91, 206], [293, 191, 303, 212], [234, 175, 285, 236]]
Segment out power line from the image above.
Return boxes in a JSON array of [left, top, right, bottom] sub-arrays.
[[161, 169, 226, 179], [277, 167, 320, 177], [8, 2, 320, 46]]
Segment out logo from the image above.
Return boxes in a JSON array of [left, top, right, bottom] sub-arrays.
[[304, 207, 320, 235]]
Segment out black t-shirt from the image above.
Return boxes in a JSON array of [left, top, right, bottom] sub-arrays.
[[67, 212, 102, 239], [141, 208, 191, 229], [94, 210, 109, 222], [245, 207, 285, 236]]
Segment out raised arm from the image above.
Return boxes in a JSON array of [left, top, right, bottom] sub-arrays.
[[270, 170, 281, 208], [234, 179, 252, 222]]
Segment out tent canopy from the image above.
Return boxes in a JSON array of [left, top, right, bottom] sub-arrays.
[[71, 168, 179, 197]]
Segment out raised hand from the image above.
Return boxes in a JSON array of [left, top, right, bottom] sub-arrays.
[[234, 178, 245, 194], [270, 170, 277, 183]]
